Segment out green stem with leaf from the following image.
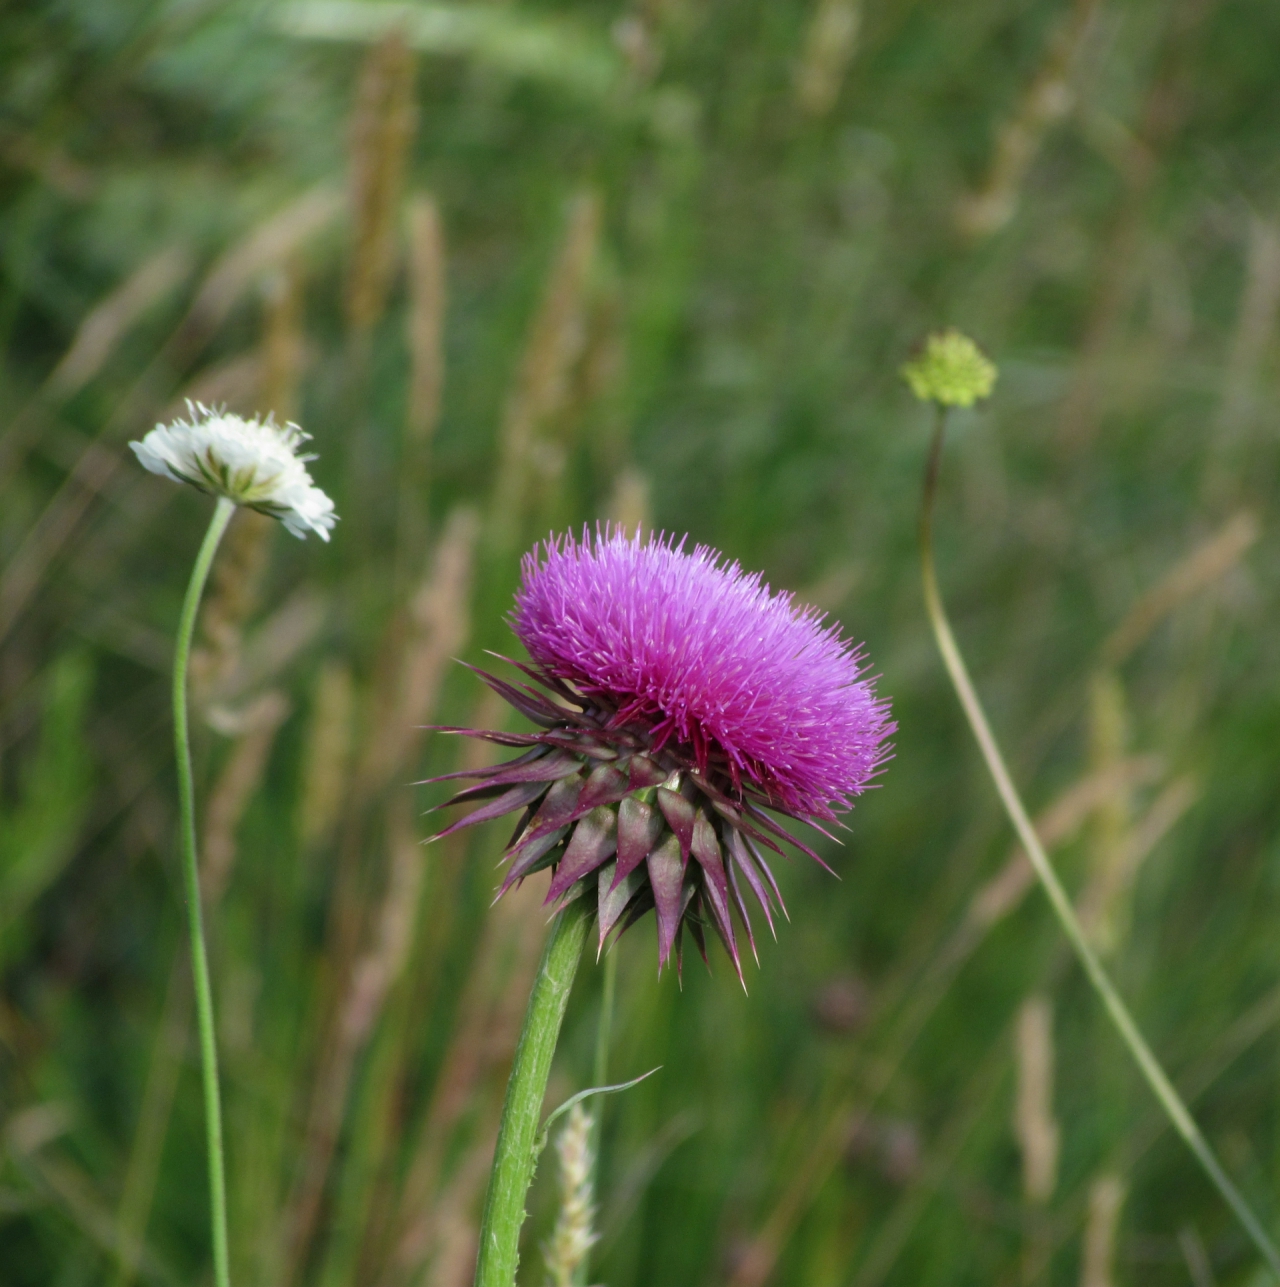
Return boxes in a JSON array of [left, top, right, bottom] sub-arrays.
[[173, 495, 236, 1287], [474, 896, 591, 1287], [920, 408, 1280, 1280]]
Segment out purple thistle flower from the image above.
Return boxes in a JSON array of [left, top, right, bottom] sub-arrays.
[[426, 528, 893, 982]]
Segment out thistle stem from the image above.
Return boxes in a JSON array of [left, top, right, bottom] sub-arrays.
[[475, 896, 591, 1287], [920, 408, 1280, 1280], [173, 495, 236, 1287]]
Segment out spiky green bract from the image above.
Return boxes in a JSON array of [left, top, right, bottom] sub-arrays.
[[426, 530, 893, 982]]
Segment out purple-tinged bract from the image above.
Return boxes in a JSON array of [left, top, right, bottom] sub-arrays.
[[426, 528, 893, 982]]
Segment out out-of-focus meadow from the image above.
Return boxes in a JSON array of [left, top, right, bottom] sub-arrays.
[[3, 0, 1280, 1284]]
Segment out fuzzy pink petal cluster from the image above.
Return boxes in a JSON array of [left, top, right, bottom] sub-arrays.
[[511, 529, 893, 819]]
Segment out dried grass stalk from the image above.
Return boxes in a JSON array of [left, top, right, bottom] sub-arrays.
[[189, 508, 275, 712], [613, 14, 661, 85], [1081, 670, 1131, 949], [162, 353, 265, 422], [349, 683, 511, 1287], [1013, 995, 1059, 1203], [111, 959, 191, 1287], [1177, 1226, 1216, 1287], [388, 878, 549, 1284], [346, 31, 418, 338], [1077, 674, 1199, 954], [283, 510, 478, 1280], [420, 1145, 492, 1287], [965, 755, 1162, 931], [957, 0, 1101, 237], [183, 252, 307, 707], [1, 194, 334, 646], [794, 0, 861, 118], [491, 191, 602, 543], [398, 192, 447, 557], [213, 590, 328, 706], [544, 1103, 599, 1287], [0, 244, 187, 483], [798, 562, 863, 617], [0, 436, 122, 643], [178, 186, 342, 356], [1102, 511, 1259, 666], [575, 271, 625, 417], [261, 264, 306, 424], [338, 799, 425, 1051], [1080, 1174, 1126, 1287], [725, 754, 1164, 1287], [1055, 0, 1221, 455], [282, 797, 428, 1283], [9, 1112, 174, 1284], [361, 505, 480, 794], [1212, 215, 1280, 447], [46, 246, 193, 403], [200, 690, 291, 905], [604, 464, 651, 539], [1231, 214, 1280, 382], [405, 194, 446, 446], [1077, 775, 1199, 948], [113, 688, 288, 1287], [296, 662, 355, 852], [0, 130, 94, 198]]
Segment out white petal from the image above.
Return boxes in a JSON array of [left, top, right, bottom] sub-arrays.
[[128, 403, 338, 540]]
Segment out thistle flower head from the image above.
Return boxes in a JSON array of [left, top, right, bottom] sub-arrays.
[[427, 528, 893, 982], [512, 531, 886, 818], [130, 402, 337, 540], [901, 330, 997, 408]]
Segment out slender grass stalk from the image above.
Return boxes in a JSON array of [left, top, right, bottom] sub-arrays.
[[173, 495, 237, 1287], [576, 946, 617, 1287], [920, 408, 1280, 1280], [475, 896, 591, 1287], [593, 946, 617, 1091]]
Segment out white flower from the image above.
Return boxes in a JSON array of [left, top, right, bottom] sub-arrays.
[[130, 403, 338, 541]]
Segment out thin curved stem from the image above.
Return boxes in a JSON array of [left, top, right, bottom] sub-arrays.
[[475, 896, 591, 1287], [173, 496, 236, 1287], [920, 408, 1280, 1280]]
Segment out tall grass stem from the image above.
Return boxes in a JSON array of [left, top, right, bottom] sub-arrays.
[[577, 945, 617, 1287], [592, 947, 616, 1089], [474, 896, 591, 1287], [919, 408, 1280, 1280], [173, 495, 236, 1287]]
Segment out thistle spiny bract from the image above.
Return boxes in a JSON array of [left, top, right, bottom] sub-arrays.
[[426, 529, 893, 983]]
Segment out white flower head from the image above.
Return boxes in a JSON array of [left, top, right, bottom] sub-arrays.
[[130, 402, 337, 541]]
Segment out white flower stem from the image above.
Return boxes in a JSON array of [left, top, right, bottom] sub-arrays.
[[920, 408, 1280, 1280], [173, 495, 237, 1287]]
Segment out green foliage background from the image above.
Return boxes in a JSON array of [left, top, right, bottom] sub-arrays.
[[3, 0, 1280, 1284]]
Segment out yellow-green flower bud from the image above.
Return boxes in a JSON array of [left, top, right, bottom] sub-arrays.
[[901, 330, 997, 408]]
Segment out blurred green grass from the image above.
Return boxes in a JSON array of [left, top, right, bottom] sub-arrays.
[[3, 0, 1280, 1284]]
